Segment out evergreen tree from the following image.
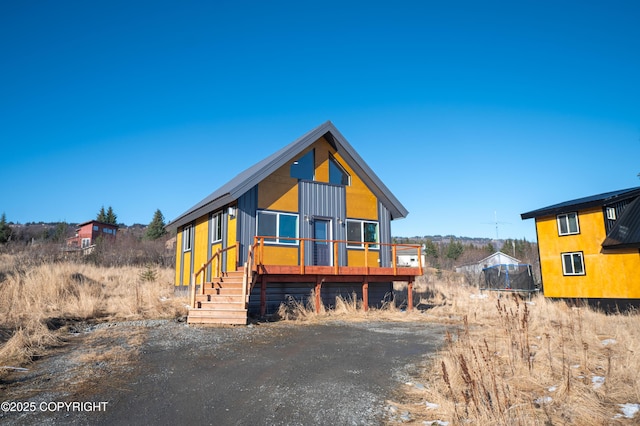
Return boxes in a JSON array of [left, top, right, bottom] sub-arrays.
[[424, 239, 438, 259], [105, 206, 117, 225], [145, 209, 167, 240], [96, 206, 107, 222], [0, 213, 11, 243], [446, 237, 464, 260]]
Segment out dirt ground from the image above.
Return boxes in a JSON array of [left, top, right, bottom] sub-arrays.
[[0, 318, 446, 425]]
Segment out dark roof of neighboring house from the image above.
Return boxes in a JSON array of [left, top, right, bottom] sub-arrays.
[[76, 220, 118, 229], [520, 187, 640, 219], [167, 121, 409, 230], [602, 197, 640, 249]]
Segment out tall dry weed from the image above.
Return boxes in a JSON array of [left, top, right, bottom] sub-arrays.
[[0, 256, 187, 374], [413, 283, 640, 425]]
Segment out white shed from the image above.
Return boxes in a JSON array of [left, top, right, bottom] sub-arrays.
[[456, 252, 521, 284]]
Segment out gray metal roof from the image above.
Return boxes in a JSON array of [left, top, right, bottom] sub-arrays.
[[602, 197, 640, 249], [166, 121, 409, 230], [521, 187, 640, 219]]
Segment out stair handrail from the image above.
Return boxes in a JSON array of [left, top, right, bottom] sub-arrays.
[[242, 243, 253, 307], [190, 243, 239, 309]]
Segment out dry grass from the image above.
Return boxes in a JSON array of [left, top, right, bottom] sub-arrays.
[[403, 278, 640, 425], [0, 254, 187, 375]]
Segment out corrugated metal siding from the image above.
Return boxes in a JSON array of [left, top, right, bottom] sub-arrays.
[[299, 181, 347, 266], [248, 282, 393, 315], [237, 185, 258, 264], [378, 201, 392, 267]]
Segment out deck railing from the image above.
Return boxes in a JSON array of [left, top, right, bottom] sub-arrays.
[[190, 242, 239, 308], [251, 236, 423, 276]]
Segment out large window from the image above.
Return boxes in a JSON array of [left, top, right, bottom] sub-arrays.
[[562, 252, 585, 276], [182, 225, 192, 251], [257, 211, 298, 244], [328, 155, 350, 186], [346, 220, 378, 249], [557, 212, 579, 235], [290, 150, 314, 181], [211, 211, 223, 243]]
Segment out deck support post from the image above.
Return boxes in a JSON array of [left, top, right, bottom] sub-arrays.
[[407, 278, 414, 311], [260, 275, 267, 317], [362, 280, 369, 312], [315, 277, 322, 314]]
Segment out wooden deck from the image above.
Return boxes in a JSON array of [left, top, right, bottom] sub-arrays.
[[187, 238, 423, 324]]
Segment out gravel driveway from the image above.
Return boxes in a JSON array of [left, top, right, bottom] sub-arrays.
[[1, 319, 446, 425]]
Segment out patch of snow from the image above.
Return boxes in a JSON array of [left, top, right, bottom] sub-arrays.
[[571, 364, 580, 369], [601, 339, 617, 346], [592, 376, 605, 389], [534, 396, 552, 405], [548, 386, 558, 392], [525, 301, 535, 305], [616, 403, 640, 419], [469, 293, 488, 299], [425, 402, 439, 410]]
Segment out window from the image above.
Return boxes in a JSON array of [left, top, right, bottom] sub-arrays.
[[346, 220, 379, 248], [290, 150, 314, 181], [557, 212, 579, 235], [93, 225, 99, 231], [256, 211, 298, 244], [211, 211, 223, 243], [81, 238, 91, 248], [606, 207, 616, 220], [328, 155, 350, 186], [182, 225, 192, 251], [562, 252, 585, 275]]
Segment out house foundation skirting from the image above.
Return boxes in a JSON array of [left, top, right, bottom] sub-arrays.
[[249, 275, 415, 316]]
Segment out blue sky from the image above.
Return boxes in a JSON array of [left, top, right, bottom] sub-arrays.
[[1, 1, 639, 241]]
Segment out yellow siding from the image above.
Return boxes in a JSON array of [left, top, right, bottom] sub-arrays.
[[175, 228, 183, 286], [193, 215, 209, 276], [334, 151, 378, 220], [258, 160, 299, 211], [227, 210, 238, 271], [537, 207, 640, 298], [315, 139, 330, 182], [261, 245, 299, 265], [182, 251, 191, 285], [347, 249, 381, 267]]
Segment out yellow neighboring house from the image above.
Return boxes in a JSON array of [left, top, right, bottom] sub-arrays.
[[166, 121, 422, 324], [521, 187, 640, 300]]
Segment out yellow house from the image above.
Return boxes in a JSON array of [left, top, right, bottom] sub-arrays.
[[166, 121, 422, 324], [521, 187, 640, 302]]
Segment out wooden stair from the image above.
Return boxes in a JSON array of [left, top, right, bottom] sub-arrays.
[[188, 268, 248, 325]]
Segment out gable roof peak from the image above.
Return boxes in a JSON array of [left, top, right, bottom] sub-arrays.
[[167, 121, 408, 230]]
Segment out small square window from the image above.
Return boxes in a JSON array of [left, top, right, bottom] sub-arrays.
[[562, 252, 585, 275], [606, 207, 616, 220], [557, 212, 579, 236]]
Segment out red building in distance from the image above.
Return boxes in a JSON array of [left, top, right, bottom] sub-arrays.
[[66, 220, 118, 250]]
